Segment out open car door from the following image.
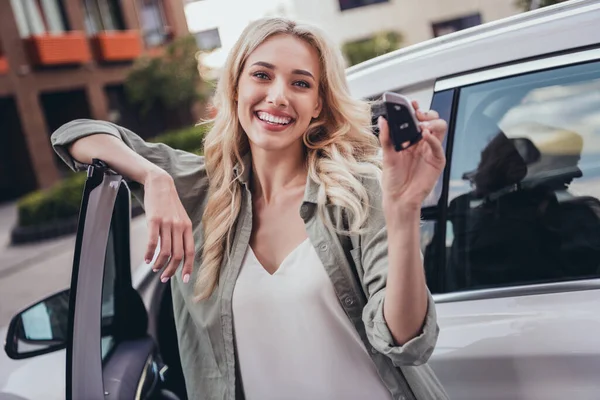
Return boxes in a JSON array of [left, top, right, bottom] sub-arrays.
[[66, 160, 177, 400]]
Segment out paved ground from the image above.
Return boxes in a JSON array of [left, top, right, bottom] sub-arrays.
[[0, 202, 149, 326]]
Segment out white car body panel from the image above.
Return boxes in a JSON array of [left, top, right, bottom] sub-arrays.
[[432, 289, 600, 400], [1, 325, 64, 400]]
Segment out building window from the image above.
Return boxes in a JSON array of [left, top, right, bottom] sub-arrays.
[[431, 13, 482, 37], [194, 28, 221, 51], [10, 0, 69, 38], [338, 0, 388, 12], [82, 0, 125, 34], [139, 0, 170, 47]]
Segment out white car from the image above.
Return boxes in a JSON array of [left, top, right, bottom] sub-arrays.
[[4, 1, 600, 399]]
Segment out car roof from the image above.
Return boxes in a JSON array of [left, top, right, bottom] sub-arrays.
[[346, 0, 600, 99]]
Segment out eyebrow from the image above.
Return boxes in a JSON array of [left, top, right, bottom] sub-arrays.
[[251, 61, 315, 80]]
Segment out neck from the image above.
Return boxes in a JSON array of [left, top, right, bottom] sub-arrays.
[[250, 141, 307, 204]]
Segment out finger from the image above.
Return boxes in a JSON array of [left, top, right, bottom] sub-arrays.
[[416, 108, 439, 121], [155, 223, 172, 276], [181, 222, 195, 284], [378, 116, 393, 150], [420, 120, 447, 141], [162, 221, 183, 283], [412, 100, 420, 112], [146, 217, 160, 270], [423, 130, 446, 162]]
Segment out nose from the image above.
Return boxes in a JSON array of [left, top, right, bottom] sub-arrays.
[[266, 79, 288, 107]]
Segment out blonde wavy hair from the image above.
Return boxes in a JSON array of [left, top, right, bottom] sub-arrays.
[[195, 17, 382, 300]]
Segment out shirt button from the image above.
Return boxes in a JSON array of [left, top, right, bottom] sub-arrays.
[[300, 204, 310, 219], [371, 347, 378, 354], [344, 296, 354, 306], [320, 244, 328, 252]]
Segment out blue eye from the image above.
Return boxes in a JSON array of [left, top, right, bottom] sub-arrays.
[[253, 72, 269, 80], [295, 81, 310, 88]]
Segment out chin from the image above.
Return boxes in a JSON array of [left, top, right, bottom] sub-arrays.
[[246, 131, 303, 153], [249, 136, 291, 152]]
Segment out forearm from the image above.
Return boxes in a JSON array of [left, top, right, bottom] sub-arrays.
[[68, 133, 166, 185], [382, 207, 429, 345]]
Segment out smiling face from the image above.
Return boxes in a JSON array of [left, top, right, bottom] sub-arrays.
[[237, 34, 323, 153]]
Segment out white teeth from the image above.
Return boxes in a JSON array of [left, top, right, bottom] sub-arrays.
[[257, 111, 292, 125]]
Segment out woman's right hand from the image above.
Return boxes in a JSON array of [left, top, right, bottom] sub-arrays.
[[143, 169, 195, 284]]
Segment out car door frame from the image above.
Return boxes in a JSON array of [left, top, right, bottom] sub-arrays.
[[64, 158, 158, 400], [65, 160, 123, 400]]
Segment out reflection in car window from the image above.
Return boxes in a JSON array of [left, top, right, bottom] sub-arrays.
[[444, 60, 600, 292], [101, 225, 117, 358]]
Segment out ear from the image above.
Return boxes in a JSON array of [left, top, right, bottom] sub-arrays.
[[312, 97, 323, 119]]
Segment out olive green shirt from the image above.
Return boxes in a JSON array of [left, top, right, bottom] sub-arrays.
[[51, 119, 449, 400]]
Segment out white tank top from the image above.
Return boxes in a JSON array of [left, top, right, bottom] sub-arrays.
[[232, 238, 393, 400]]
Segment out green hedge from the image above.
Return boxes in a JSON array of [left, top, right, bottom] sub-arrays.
[[148, 124, 207, 154], [18, 173, 88, 228], [17, 124, 210, 228]]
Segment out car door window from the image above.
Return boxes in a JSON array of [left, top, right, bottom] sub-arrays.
[[444, 59, 600, 292]]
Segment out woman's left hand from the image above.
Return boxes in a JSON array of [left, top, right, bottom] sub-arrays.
[[379, 100, 448, 213]]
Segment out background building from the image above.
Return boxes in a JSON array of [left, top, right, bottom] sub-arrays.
[[0, 0, 189, 203], [185, 0, 521, 72]]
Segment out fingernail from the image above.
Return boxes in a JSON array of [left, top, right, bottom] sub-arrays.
[[183, 274, 190, 283], [145, 258, 151, 264], [161, 276, 170, 283], [152, 268, 159, 273]]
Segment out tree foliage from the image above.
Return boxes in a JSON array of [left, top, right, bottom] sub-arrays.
[[125, 35, 207, 115], [342, 31, 403, 67], [516, 0, 570, 11]]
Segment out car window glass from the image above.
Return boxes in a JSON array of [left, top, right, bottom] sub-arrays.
[[101, 223, 117, 359], [445, 60, 600, 292]]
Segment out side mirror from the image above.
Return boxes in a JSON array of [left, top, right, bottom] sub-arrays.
[[4, 289, 70, 360]]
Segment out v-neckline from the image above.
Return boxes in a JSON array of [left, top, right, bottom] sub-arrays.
[[248, 238, 310, 276]]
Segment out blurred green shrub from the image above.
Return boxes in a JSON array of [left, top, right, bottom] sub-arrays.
[[124, 35, 209, 116]]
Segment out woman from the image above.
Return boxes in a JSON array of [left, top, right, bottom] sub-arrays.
[[52, 17, 449, 400]]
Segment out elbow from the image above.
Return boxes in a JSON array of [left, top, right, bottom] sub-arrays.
[[365, 290, 440, 366]]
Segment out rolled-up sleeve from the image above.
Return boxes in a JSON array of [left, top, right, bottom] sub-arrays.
[[51, 119, 123, 172], [363, 288, 438, 366], [50, 119, 207, 213], [358, 177, 440, 367]]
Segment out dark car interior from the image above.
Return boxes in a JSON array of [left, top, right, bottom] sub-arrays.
[[102, 282, 186, 400]]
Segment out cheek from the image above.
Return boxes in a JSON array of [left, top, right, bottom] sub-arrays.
[[236, 90, 257, 125]]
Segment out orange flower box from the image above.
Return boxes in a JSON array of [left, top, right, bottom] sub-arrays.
[[91, 31, 142, 62], [0, 56, 8, 74], [25, 32, 91, 66]]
